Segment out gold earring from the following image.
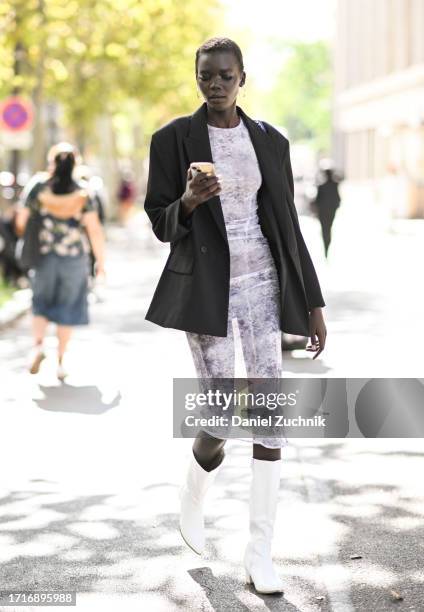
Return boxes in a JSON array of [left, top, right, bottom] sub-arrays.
[[196, 88, 201, 99]]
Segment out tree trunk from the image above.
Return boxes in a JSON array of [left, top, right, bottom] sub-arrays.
[[96, 114, 120, 220], [30, 0, 47, 172]]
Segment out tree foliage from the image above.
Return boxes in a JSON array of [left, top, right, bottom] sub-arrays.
[[0, 0, 222, 146], [256, 39, 332, 152]]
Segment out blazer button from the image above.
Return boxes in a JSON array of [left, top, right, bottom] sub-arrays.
[[200, 245, 208, 254]]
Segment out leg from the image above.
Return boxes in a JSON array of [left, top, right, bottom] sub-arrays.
[[244, 457, 284, 593], [55, 255, 89, 379], [32, 315, 49, 346], [57, 325, 72, 363], [322, 221, 331, 257], [320, 214, 335, 258], [180, 430, 227, 555], [28, 255, 56, 374], [180, 315, 235, 554], [236, 268, 285, 448], [186, 320, 235, 453], [253, 444, 281, 461], [236, 269, 284, 593], [193, 429, 226, 472], [29, 315, 49, 374], [56, 324, 73, 380]]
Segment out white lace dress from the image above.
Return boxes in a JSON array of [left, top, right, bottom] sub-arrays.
[[186, 117, 288, 449]]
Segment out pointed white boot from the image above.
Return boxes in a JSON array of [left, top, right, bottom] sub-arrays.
[[179, 452, 222, 555], [244, 458, 284, 594]]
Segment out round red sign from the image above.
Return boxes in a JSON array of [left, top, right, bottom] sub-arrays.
[[0, 96, 34, 132]]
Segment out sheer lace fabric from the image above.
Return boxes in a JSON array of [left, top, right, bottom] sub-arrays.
[[186, 118, 288, 449]]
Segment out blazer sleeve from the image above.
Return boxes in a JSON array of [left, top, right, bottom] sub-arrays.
[[144, 132, 192, 243], [282, 142, 326, 310]]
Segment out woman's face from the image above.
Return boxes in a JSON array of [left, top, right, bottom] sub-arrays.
[[196, 51, 245, 110]]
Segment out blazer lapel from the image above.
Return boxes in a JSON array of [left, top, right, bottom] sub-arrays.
[[183, 102, 227, 243], [182, 102, 291, 251], [238, 106, 299, 259], [236, 106, 282, 205]]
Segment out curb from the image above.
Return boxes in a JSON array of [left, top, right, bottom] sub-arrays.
[[0, 288, 32, 330]]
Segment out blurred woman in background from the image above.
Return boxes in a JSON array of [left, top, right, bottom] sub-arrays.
[[15, 142, 105, 379], [116, 169, 136, 224], [312, 167, 341, 258]]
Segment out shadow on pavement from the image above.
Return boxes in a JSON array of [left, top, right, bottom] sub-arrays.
[[0, 442, 422, 609], [188, 566, 297, 611], [36, 384, 121, 415]]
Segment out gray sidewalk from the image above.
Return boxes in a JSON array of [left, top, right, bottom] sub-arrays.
[[0, 208, 423, 611], [0, 439, 423, 611]]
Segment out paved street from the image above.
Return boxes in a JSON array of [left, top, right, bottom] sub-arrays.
[[0, 190, 423, 611]]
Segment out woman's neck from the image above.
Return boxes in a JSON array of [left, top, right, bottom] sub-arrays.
[[206, 103, 240, 128]]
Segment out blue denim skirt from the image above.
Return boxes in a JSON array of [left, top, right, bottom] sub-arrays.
[[29, 252, 90, 325]]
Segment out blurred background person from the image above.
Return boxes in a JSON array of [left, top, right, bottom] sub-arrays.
[[116, 169, 136, 225], [311, 165, 341, 258], [15, 142, 105, 379]]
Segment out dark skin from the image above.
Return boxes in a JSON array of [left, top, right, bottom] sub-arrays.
[[180, 51, 242, 216], [181, 50, 327, 361], [183, 51, 326, 462]]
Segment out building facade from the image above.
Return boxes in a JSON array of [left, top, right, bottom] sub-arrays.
[[333, 0, 424, 217]]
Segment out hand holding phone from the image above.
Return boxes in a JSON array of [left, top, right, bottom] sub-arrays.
[[181, 162, 221, 215], [190, 162, 216, 178]]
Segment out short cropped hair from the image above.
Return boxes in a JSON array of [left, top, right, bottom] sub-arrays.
[[195, 37, 244, 75]]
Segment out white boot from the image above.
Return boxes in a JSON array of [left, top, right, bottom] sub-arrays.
[[244, 458, 284, 594], [179, 451, 222, 555]]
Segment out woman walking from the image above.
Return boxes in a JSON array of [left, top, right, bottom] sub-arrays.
[[144, 37, 327, 594], [15, 143, 105, 379], [312, 167, 341, 258]]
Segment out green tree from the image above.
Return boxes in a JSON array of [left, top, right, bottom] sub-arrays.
[[257, 39, 332, 152], [0, 0, 223, 160]]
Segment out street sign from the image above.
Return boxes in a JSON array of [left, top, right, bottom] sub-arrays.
[[0, 96, 34, 132]]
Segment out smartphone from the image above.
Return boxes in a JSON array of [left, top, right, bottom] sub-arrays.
[[190, 162, 216, 177]]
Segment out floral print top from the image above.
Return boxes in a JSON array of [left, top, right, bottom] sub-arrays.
[[23, 176, 95, 257]]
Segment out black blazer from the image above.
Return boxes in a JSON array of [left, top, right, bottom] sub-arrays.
[[144, 102, 325, 337]]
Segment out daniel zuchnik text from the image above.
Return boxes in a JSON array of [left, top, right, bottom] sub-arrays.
[[185, 415, 327, 428]]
